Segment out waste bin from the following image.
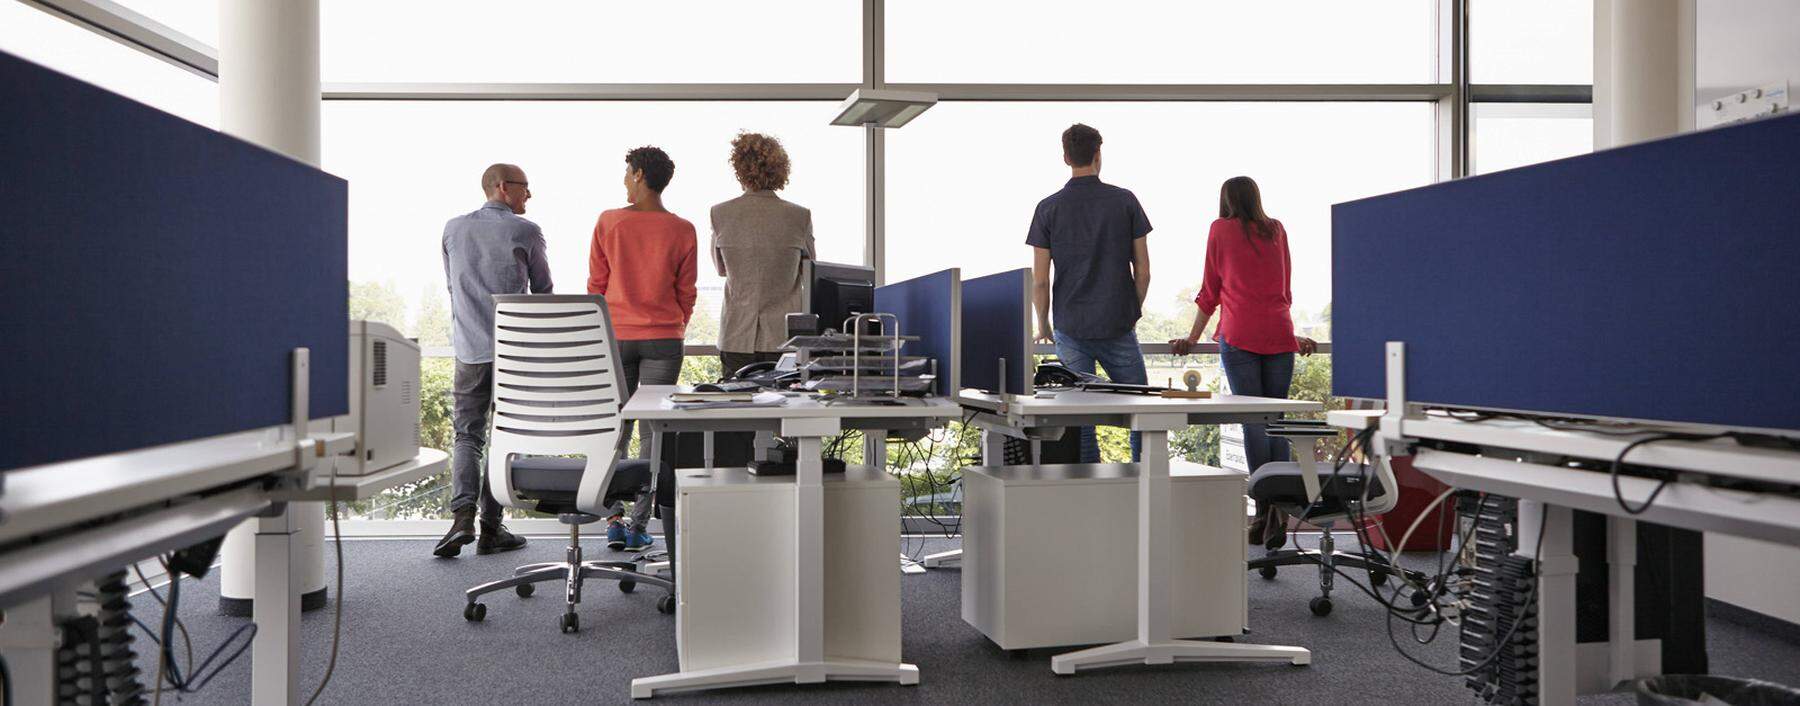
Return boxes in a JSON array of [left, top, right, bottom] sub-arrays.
[[1636, 675, 1800, 705]]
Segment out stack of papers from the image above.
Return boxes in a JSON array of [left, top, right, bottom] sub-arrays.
[[668, 390, 757, 403], [665, 391, 789, 411]]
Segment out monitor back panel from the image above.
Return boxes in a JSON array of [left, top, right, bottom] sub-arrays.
[[0, 50, 349, 471], [960, 269, 1033, 396], [1332, 112, 1800, 432], [874, 269, 960, 397]]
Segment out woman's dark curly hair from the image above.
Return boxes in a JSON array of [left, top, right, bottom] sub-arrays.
[[729, 132, 791, 191]]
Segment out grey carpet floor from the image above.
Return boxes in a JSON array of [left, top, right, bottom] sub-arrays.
[[125, 536, 1800, 705]]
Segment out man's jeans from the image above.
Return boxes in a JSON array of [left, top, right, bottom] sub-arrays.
[[1218, 340, 1296, 473], [450, 361, 503, 519], [1053, 330, 1148, 463], [614, 339, 684, 530]]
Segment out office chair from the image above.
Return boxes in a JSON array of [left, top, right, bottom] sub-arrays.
[[461, 294, 676, 634], [1245, 421, 1429, 616]]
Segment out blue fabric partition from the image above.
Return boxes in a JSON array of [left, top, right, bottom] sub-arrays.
[[1332, 112, 1800, 432], [0, 50, 349, 471], [874, 269, 960, 397], [959, 268, 1033, 395]]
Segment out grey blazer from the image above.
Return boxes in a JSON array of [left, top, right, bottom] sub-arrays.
[[710, 191, 816, 353]]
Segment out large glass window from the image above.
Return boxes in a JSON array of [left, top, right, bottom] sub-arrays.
[[886, 102, 1435, 343], [324, 101, 865, 348], [888, 1, 1435, 84], [1471, 0, 1593, 84], [1472, 103, 1592, 174], [0, 2, 217, 127], [321, 1, 859, 83]]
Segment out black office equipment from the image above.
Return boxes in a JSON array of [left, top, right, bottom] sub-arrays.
[[0, 49, 349, 473], [803, 261, 878, 335]]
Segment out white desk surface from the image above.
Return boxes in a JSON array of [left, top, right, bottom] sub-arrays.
[[964, 461, 1243, 485], [1390, 415, 1800, 487], [622, 385, 961, 422], [0, 429, 354, 545], [279, 447, 450, 502], [676, 464, 896, 491], [956, 389, 1320, 417]]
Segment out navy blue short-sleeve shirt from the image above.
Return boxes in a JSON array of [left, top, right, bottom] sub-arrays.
[[1025, 175, 1152, 339]]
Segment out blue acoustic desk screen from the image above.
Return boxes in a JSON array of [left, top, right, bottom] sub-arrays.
[[1333, 112, 1800, 432], [874, 269, 960, 397], [959, 268, 1033, 395], [0, 50, 349, 471]]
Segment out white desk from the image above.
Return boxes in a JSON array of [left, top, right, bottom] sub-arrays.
[[0, 439, 446, 706], [1344, 410, 1800, 704], [622, 386, 959, 699], [955, 390, 1319, 675]]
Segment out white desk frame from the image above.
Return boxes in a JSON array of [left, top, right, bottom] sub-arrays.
[[955, 390, 1318, 675], [622, 386, 958, 699], [0, 350, 447, 706], [1349, 341, 1800, 706]]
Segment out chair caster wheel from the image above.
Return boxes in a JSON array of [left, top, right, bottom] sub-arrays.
[[657, 594, 677, 615], [1410, 589, 1431, 608], [1309, 597, 1333, 617], [463, 602, 486, 622], [1370, 570, 1389, 585], [560, 613, 580, 633], [1259, 565, 1278, 580], [619, 579, 636, 594], [515, 583, 534, 598]]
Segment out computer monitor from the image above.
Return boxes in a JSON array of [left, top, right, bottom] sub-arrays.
[[802, 261, 877, 334]]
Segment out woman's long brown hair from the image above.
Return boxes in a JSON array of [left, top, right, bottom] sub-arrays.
[[1218, 176, 1276, 243]]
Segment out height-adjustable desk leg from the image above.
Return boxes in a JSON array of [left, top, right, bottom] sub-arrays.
[[1051, 416, 1310, 675], [922, 429, 1003, 569], [251, 505, 302, 706]]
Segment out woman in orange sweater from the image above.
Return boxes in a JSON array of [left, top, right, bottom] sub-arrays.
[[587, 145, 697, 550]]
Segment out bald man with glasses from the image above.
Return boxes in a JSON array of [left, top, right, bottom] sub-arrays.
[[435, 163, 553, 558]]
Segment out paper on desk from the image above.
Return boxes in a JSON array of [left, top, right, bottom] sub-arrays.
[[665, 391, 788, 410]]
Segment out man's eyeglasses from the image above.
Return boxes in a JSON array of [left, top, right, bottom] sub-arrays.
[[503, 180, 530, 191]]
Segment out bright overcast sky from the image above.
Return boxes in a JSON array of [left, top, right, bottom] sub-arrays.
[[2, 0, 1592, 342]]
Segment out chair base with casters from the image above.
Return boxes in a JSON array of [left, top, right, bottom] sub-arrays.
[[1245, 421, 1431, 617], [1249, 521, 1431, 616], [462, 457, 676, 632]]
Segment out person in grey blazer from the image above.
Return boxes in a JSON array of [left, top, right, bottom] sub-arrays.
[[711, 132, 815, 376]]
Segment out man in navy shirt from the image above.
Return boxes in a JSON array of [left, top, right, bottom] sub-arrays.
[[1026, 123, 1153, 462]]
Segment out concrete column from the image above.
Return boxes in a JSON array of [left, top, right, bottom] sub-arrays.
[[217, 0, 321, 164], [1594, 0, 1694, 147], [216, 0, 329, 615]]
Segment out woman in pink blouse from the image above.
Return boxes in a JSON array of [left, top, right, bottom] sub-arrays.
[[1169, 176, 1317, 545]]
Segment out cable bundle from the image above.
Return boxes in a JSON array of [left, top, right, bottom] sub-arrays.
[[94, 572, 147, 705], [1459, 500, 1540, 704], [55, 570, 146, 706]]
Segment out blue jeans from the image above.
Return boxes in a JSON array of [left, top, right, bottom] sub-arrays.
[[1218, 340, 1296, 472], [1053, 330, 1148, 463]]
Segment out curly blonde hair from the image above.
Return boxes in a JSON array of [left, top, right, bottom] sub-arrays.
[[729, 132, 791, 191]]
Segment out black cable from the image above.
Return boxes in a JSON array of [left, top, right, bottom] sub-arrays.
[[1609, 432, 1729, 515], [133, 562, 193, 678], [1, 652, 10, 706], [1382, 501, 1547, 677]]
